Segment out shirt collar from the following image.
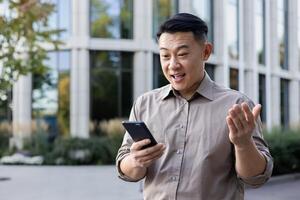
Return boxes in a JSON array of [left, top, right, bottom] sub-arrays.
[[160, 71, 215, 101], [195, 72, 215, 101]]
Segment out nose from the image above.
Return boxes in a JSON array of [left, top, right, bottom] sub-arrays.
[[169, 57, 180, 70]]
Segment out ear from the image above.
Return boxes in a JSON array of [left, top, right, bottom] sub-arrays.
[[202, 43, 213, 61]]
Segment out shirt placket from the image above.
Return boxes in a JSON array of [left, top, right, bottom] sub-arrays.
[[170, 99, 189, 199]]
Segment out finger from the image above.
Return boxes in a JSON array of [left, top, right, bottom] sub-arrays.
[[136, 143, 165, 157], [252, 104, 261, 121], [131, 139, 151, 151], [233, 104, 248, 128], [241, 102, 253, 122], [142, 151, 165, 166], [228, 107, 244, 130], [139, 147, 165, 163], [226, 116, 237, 134]]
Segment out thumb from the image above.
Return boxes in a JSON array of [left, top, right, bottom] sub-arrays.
[[252, 104, 261, 121]]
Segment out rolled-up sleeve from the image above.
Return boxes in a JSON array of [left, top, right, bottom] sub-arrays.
[[239, 135, 273, 187], [116, 98, 144, 182], [237, 97, 273, 187]]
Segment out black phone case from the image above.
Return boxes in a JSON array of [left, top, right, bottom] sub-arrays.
[[122, 121, 158, 149]]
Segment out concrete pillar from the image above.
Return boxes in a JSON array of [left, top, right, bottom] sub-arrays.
[[271, 76, 281, 127], [70, 0, 89, 138], [214, 0, 228, 86], [288, 0, 300, 128], [11, 75, 32, 149], [243, 0, 258, 102]]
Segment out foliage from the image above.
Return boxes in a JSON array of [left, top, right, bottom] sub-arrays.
[[264, 129, 300, 175], [20, 130, 124, 165], [57, 73, 70, 136], [0, 0, 63, 99]]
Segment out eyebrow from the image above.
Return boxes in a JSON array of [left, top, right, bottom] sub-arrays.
[[159, 44, 189, 51]]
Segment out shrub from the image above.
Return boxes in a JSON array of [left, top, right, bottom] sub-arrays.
[[20, 132, 124, 165], [264, 129, 300, 175]]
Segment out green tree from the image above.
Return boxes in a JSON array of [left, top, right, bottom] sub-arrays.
[[0, 0, 63, 100]]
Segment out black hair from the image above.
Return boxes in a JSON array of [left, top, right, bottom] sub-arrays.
[[156, 13, 208, 42]]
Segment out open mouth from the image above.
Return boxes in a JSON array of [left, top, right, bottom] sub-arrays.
[[171, 74, 185, 82]]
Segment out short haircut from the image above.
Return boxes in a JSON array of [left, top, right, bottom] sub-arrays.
[[156, 13, 208, 42]]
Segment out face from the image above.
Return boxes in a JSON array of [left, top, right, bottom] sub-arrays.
[[158, 32, 212, 99]]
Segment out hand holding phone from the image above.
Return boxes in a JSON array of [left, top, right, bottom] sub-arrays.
[[122, 121, 158, 149]]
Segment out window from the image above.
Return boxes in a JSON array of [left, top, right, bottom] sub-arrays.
[[0, 91, 12, 123], [32, 51, 71, 136], [153, 0, 178, 39], [230, 68, 239, 90], [227, 0, 239, 60], [258, 74, 266, 123], [298, 0, 300, 69], [205, 63, 215, 81], [90, 0, 133, 39], [153, 54, 169, 88], [191, 0, 214, 43], [278, 0, 288, 70], [48, 0, 72, 40], [255, 0, 266, 65], [90, 51, 133, 135], [280, 79, 289, 129]]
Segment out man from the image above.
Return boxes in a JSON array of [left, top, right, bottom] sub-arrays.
[[116, 13, 273, 200]]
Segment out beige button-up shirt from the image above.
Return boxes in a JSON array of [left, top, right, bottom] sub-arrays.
[[116, 73, 273, 200]]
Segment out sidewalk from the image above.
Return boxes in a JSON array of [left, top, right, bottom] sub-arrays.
[[0, 165, 299, 200]]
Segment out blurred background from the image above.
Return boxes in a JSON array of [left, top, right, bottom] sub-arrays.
[[0, 0, 299, 199]]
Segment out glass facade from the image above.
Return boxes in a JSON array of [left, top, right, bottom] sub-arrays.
[[0, 91, 11, 122], [153, 54, 169, 88], [227, 0, 239, 60], [278, 0, 288, 69], [255, 0, 265, 65], [205, 63, 215, 81], [259, 74, 266, 123], [90, 51, 133, 134], [191, 0, 214, 43], [48, 0, 72, 40], [90, 0, 133, 39], [153, 0, 178, 39], [229, 68, 239, 90], [280, 79, 289, 128], [32, 51, 71, 136]]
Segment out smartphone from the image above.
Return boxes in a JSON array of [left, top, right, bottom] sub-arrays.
[[122, 121, 158, 149]]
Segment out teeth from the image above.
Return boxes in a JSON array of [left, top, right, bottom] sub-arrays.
[[172, 74, 184, 80]]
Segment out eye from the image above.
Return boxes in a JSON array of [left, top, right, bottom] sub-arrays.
[[178, 52, 188, 57], [161, 54, 170, 59]]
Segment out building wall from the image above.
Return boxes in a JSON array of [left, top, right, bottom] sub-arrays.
[[2, 0, 300, 139]]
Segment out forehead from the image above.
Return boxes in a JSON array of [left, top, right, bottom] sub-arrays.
[[158, 32, 199, 50]]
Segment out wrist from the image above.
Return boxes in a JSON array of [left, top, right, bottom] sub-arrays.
[[234, 139, 255, 151]]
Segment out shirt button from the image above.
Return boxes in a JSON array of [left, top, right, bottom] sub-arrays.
[[171, 176, 177, 181], [176, 149, 182, 154]]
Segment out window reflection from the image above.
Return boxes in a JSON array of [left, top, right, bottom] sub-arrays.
[[227, 0, 239, 60], [153, 54, 169, 88], [0, 91, 12, 123], [255, 0, 265, 65], [90, 51, 133, 136], [153, 0, 178, 39], [259, 74, 266, 123], [90, 0, 133, 39], [205, 63, 215, 81], [191, 0, 214, 43], [230, 68, 239, 90], [278, 0, 288, 69], [47, 0, 72, 40], [32, 51, 71, 136], [298, 1, 300, 68], [280, 79, 289, 129]]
